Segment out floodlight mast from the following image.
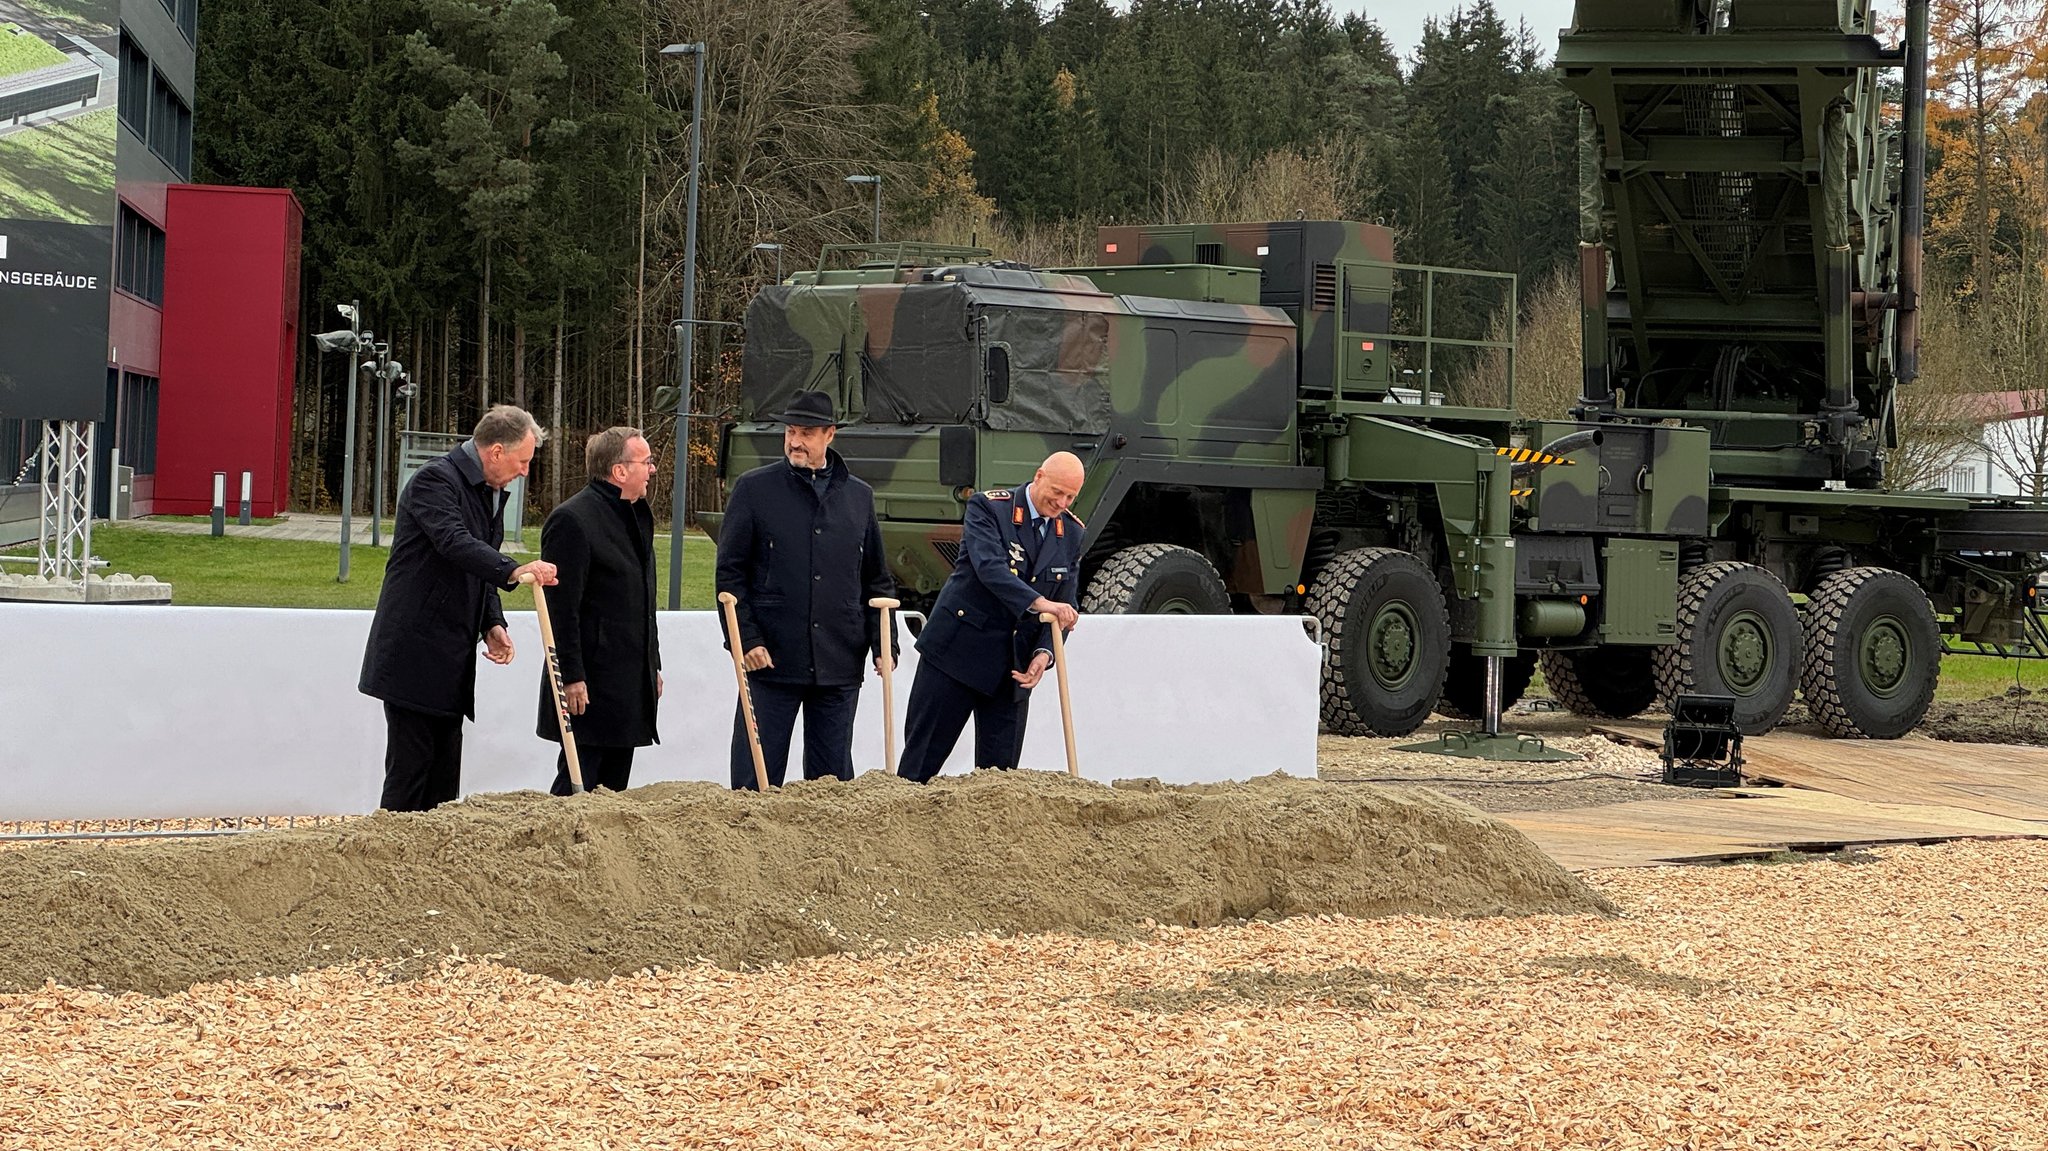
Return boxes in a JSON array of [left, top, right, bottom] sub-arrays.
[[313, 300, 365, 582]]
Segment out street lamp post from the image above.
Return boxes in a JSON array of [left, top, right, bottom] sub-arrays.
[[845, 174, 881, 244], [751, 241, 784, 283], [661, 39, 707, 611], [369, 343, 404, 548], [369, 344, 386, 547], [312, 301, 365, 582]]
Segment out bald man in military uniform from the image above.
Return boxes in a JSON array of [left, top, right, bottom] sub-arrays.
[[896, 452, 1086, 782]]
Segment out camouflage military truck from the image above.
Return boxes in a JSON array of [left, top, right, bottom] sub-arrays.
[[710, 0, 2048, 742]]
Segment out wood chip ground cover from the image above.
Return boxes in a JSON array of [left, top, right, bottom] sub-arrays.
[[4, 836, 2045, 1148]]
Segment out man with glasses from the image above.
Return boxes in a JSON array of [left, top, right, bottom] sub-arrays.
[[715, 390, 895, 788], [533, 426, 664, 794]]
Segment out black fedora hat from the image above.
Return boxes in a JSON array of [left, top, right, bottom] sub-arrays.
[[779, 390, 838, 427]]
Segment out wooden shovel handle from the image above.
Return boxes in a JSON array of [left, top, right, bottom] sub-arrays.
[[869, 597, 899, 774], [718, 591, 770, 791], [522, 573, 584, 793], [1038, 611, 1078, 778]]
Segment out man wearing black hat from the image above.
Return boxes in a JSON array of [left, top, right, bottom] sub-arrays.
[[714, 390, 896, 788]]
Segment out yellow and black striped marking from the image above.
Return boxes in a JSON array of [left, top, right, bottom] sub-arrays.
[[1495, 446, 1576, 466], [1509, 487, 1535, 499]]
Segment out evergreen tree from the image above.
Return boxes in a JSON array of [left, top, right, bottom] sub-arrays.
[[1476, 52, 1576, 288], [1408, 3, 1517, 252]]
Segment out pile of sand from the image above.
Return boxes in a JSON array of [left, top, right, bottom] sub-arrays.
[[0, 771, 1610, 995]]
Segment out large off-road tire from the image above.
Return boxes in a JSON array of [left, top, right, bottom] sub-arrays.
[[1307, 547, 1450, 736], [1800, 567, 1941, 739], [1081, 543, 1230, 614], [1538, 646, 1660, 719], [1437, 651, 1535, 721], [1653, 561, 1802, 734]]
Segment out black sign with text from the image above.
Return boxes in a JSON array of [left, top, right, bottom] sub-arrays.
[[0, 220, 114, 421], [0, 2, 119, 422]]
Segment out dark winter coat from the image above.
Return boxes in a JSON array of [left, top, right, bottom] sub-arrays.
[[714, 450, 894, 686], [359, 444, 518, 718], [533, 479, 662, 748]]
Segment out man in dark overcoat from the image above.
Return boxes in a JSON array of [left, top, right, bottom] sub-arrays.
[[714, 390, 895, 788], [360, 404, 558, 811], [534, 426, 664, 794], [895, 451, 1086, 783]]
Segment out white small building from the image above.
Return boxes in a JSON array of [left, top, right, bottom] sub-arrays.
[[1929, 391, 2048, 497]]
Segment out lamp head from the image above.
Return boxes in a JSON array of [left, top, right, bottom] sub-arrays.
[[313, 330, 360, 353]]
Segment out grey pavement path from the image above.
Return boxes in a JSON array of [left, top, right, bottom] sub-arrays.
[[112, 513, 382, 543], [111, 515, 706, 551]]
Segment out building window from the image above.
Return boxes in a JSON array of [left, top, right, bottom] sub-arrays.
[[118, 32, 149, 133], [158, 0, 198, 43], [117, 203, 166, 305], [117, 374, 160, 474], [149, 70, 192, 178]]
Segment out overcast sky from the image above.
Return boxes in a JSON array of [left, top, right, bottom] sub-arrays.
[[1343, 1, 1580, 63]]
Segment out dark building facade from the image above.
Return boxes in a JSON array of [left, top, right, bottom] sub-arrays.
[[1, 1, 298, 542]]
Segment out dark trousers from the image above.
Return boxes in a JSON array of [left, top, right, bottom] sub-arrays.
[[731, 680, 861, 790], [381, 702, 464, 812], [896, 659, 1028, 783], [551, 744, 636, 796]]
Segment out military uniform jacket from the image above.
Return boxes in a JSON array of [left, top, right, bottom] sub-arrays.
[[359, 444, 518, 719], [715, 450, 894, 686], [533, 479, 662, 748], [917, 484, 1085, 697]]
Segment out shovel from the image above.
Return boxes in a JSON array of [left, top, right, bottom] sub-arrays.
[[717, 591, 771, 791], [522, 572, 584, 793], [869, 596, 901, 774], [1038, 610, 1079, 778]]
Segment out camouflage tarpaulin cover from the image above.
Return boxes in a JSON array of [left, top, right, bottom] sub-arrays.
[[857, 284, 977, 424], [981, 302, 1113, 434], [740, 286, 862, 420]]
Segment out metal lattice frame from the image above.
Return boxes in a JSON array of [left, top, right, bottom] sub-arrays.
[[36, 420, 93, 583]]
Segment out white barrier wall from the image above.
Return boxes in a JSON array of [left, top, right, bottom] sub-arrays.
[[0, 605, 1321, 820]]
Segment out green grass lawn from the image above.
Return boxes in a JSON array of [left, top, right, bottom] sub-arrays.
[[1527, 653, 2040, 705], [0, 23, 69, 76], [11, 524, 719, 610], [1934, 651, 2048, 701], [0, 106, 115, 225]]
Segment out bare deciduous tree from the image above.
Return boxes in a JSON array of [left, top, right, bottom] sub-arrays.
[[643, 0, 897, 517], [1457, 266, 1579, 418], [1893, 280, 2002, 490], [1164, 147, 1346, 225]]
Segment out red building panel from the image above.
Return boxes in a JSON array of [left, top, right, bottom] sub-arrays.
[[154, 186, 304, 518], [109, 289, 162, 377]]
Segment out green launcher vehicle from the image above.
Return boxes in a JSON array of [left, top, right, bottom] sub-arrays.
[[710, 0, 2048, 742]]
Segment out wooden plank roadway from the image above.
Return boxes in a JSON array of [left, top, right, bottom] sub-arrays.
[[1502, 725, 2048, 870]]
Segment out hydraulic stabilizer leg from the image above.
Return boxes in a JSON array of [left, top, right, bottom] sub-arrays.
[[1483, 655, 1503, 737]]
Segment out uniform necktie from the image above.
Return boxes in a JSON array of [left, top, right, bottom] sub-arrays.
[[1034, 517, 1047, 540]]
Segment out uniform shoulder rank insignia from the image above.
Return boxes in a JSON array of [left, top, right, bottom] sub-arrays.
[[983, 489, 1012, 500], [1067, 512, 1086, 529]]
